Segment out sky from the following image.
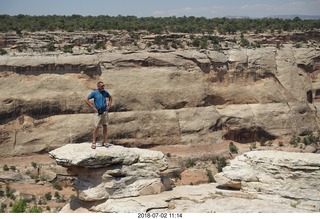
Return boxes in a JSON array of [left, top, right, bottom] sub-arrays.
[[0, 0, 319, 18]]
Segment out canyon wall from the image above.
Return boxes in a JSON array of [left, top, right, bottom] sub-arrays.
[[0, 31, 320, 156]]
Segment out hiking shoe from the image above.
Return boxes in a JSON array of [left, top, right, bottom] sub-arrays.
[[91, 143, 96, 149], [102, 142, 111, 148]]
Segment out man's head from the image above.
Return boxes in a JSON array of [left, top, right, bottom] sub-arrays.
[[97, 81, 105, 91]]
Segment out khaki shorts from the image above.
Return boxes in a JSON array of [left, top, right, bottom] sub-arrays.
[[93, 111, 109, 126]]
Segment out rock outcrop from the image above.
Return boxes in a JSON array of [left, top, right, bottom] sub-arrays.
[[50, 145, 317, 213], [49, 143, 171, 202], [214, 150, 320, 212]]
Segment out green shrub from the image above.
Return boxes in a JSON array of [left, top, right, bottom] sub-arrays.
[[171, 170, 181, 179], [63, 44, 73, 53], [185, 158, 196, 168], [240, 37, 250, 47], [3, 164, 9, 171], [260, 137, 267, 146], [0, 203, 6, 212], [289, 135, 298, 146], [229, 142, 238, 154], [10, 166, 16, 171], [44, 192, 52, 201], [29, 205, 43, 213], [249, 142, 257, 151], [0, 48, 7, 55], [94, 41, 106, 50], [11, 199, 26, 213], [266, 141, 273, 146], [31, 162, 37, 169], [52, 182, 62, 191], [54, 191, 60, 199], [214, 156, 227, 173], [45, 42, 55, 51], [206, 169, 215, 183], [278, 141, 284, 147]]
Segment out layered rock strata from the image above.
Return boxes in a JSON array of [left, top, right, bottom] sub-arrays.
[[50, 147, 316, 213], [49, 143, 171, 202], [0, 45, 320, 156], [214, 150, 320, 211]]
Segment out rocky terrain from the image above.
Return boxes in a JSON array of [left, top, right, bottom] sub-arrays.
[[47, 143, 320, 213], [0, 30, 320, 213]]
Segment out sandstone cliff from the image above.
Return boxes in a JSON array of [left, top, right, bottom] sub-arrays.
[[0, 31, 320, 156]]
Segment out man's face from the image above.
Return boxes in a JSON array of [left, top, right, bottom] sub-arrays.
[[98, 83, 105, 91]]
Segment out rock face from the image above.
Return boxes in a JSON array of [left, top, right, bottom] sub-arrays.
[[50, 146, 317, 213], [214, 150, 320, 211], [49, 143, 171, 202], [0, 31, 320, 156]]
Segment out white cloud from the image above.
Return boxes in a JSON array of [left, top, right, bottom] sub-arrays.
[[152, 5, 227, 17], [151, 1, 319, 18]]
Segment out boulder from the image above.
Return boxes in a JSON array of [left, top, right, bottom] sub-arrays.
[[49, 143, 170, 201]]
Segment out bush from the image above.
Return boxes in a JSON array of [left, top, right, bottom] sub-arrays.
[[171, 170, 181, 179], [31, 162, 37, 169], [229, 142, 238, 154], [94, 41, 106, 50], [0, 48, 8, 55], [63, 44, 73, 53], [206, 169, 215, 183], [52, 182, 63, 191], [240, 37, 250, 47], [44, 192, 52, 201], [185, 158, 196, 168], [45, 42, 55, 51], [260, 137, 267, 146], [54, 191, 60, 199], [11, 199, 26, 213], [3, 164, 9, 171], [29, 206, 43, 213], [249, 142, 257, 151], [289, 135, 298, 146], [214, 156, 227, 173]]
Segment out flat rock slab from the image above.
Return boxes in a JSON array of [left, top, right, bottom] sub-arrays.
[[49, 142, 167, 169]]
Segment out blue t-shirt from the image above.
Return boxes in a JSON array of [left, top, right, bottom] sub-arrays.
[[87, 90, 110, 112]]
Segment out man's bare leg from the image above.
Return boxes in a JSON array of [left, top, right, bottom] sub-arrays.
[[102, 125, 108, 146], [92, 126, 99, 149]]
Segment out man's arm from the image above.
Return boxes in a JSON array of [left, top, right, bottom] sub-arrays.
[[107, 95, 112, 112], [84, 97, 97, 112]]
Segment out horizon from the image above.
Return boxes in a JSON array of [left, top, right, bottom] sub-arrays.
[[0, 0, 319, 18]]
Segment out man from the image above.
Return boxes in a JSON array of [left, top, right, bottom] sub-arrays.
[[84, 81, 112, 149]]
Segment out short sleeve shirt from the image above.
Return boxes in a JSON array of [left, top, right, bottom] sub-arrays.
[[87, 90, 110, 112]]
